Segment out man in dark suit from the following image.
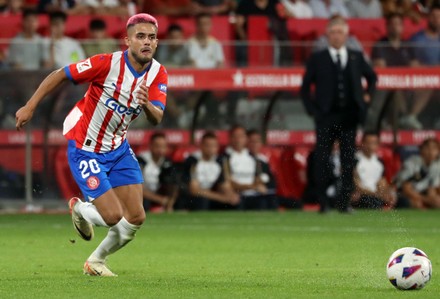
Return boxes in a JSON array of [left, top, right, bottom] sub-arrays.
[[300, 16, 377, 213]]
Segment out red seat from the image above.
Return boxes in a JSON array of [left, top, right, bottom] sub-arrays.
[[259, 146, 282, 177], [171, 145, 198, 163], [54, 147, 81, 200], [377, 147, 401, 183]]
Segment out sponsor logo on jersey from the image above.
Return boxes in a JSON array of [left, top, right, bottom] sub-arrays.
[[158, 83, 167, 94], [76, 58, 92, 73], [86, 176, 100, 190], [105, 98, 142, 116]]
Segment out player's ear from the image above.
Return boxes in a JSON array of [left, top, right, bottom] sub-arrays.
[[124, 36, 129, 47]]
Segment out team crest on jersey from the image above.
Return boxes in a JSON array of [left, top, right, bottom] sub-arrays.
[[76, 58, 92, 73], [158, 83, 167, 94], [86, 176, 100, 190]]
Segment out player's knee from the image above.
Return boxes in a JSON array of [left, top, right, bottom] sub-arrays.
[[102, 211, 123, 226], [126, 210, 146, 226]]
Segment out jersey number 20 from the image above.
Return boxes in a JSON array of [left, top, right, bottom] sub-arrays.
[[79, 159, 101, 179]]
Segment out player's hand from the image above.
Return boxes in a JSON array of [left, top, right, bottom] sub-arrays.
[[15, 105, 34, 131], [363, 93, 371, 104], [136, 85, 149, 107]]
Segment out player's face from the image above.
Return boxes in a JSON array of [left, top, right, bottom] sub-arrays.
[[247, 133, 262, 155], [126, 23, 158, 65], [230, 128, 247, 151], [361, 135, 379, 157], [201, 138, 219, 158], [150, 137, 168, 159], [327, 24, 348, 49]]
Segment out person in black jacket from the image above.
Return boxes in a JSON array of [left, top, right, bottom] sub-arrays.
[[300, 15, 377, 213]]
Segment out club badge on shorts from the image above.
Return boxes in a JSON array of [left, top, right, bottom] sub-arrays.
[[87, 176, 100, 190]]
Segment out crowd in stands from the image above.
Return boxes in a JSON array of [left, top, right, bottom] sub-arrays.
[[136, 129, 440, 212]]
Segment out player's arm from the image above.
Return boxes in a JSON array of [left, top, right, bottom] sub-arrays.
[[189, 179, 229, 203], [15, 68, 68, 130], [142, 186, 168, 206]]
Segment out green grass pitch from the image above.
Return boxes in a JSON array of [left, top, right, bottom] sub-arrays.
[[0, 210, 438, 298]]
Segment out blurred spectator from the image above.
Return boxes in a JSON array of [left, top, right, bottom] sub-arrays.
[[108, 0, 137, 17], [365, 13, 417, 132], [235, 0, 290, 66], [46, 11, 85, 69], [0, 0, 6, 11], [37, 0, 76, 14], [181, 131, 239, 210], [351, 132, 397, 209], [192, 0, 236, 15], [8, 9, 50, 70], [346, 0, 382, 18], [247, 129, 277, 197], [400, 4, 440, 129], [156, 24, 188, 67], [2, 0, 23, 15], [395, 138, 440, 209], [137, 132, 178, 212], [187, 13, 224, 68], [381, 0, 426, 23], [223, 125, 272, 210], [279, 0, 313, 18], [82, 18, 119, 57], [81, 0, 120, 15], [312, 16, 364, 53], [309, 0, 350, 18], [146, 0, 195, 17]]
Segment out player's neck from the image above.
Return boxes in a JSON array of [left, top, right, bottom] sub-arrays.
[[127, 51, 151, 73]]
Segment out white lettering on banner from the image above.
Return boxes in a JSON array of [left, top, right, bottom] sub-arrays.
[[378, 75, 440, 88], [166, 132, 185, 143], [233, 71, 302, 87], [412, 131, 437, 143], [168, 75, 195, 87], [266, 131, 290, 143], [8, 133, 28, 144]]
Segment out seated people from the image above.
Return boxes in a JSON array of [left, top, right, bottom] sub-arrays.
[[181, 131, 239, 210], [137, 132, 178, 212], [394, 138, 440, 209], [351, 132, 397, 209], [223, 125, 272, 210], [246, 129, 277, 199]]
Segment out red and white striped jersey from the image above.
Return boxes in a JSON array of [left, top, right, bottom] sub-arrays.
[[63, 50, 167, 153]]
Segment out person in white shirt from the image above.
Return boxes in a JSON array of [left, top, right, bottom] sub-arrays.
[[309, 0, 350, 18], [352, 132, 396, 209], [223, 125, 270, 210], [182, 131, 239, 210], [137, 132, 178, 212], [346, 0, 382, 18], [186, 13, 225, 69], [46, 11, 86, 69], [280, 0, 313, 19]]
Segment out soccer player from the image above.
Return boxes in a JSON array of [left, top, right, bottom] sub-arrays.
[[15, 13, 167, 277]]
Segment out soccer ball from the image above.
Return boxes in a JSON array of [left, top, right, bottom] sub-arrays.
[[386, 247, 432, 290]]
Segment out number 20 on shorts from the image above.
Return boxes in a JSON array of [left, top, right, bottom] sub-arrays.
[[79, 159, 101, 179]]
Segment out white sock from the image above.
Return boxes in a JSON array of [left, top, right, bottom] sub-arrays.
[[75, 202, 108, 227], [88, 217, 141, 262]]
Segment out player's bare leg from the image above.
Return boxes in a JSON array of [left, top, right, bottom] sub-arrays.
[[84, 184, 144, 277]]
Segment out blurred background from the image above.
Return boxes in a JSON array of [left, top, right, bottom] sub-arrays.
[[0, 0, 440, 212]]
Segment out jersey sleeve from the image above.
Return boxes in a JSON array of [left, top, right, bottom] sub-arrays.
[[64, 53, 111, 85], [148, 65, 168, 110]]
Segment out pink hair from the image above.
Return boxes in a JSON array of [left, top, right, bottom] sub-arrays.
[[126, 13, 158, 29]]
